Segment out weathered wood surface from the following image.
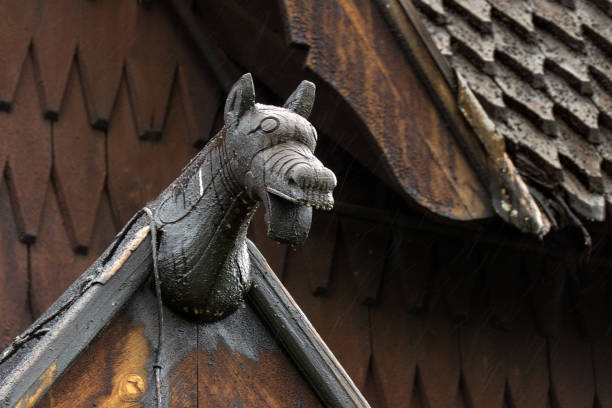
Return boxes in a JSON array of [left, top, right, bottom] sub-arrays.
[[36, 265, 327, 407], [0, 0, 211, 352], [0, 1, 611, 408], [249, 241, 369, 408], [0, 218, 152, 408], [194, 0, 492, 221]]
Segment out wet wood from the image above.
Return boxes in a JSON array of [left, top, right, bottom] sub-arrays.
[[248, 241, 370, 407], [39, 315, 151, 408], [282, 234, 372, 391], [39, 278, 327, 407], [284, 211, 338, 295], [2, 54, 52, 242], [177, 39, 223, 147], [0, 0, 37, 109], [339, 218, 390, 304], [30, 186, 86, 317], [248, 208, 289, 279], [126, 2, 178, 139], [52, 63, 106, 251], [107, 79, 195, 226], [79, 0, 137, 129], [197, 342, 323, 407], [371, 261, 461, 408], [32, 0, 79, 117], [370, 259, 421, 408], [459, 251, 510, 408], [548, 322, 595, 408], [0, 181, 30, 351], [0, 215, 152, 408], [194, 0, 491, 220]]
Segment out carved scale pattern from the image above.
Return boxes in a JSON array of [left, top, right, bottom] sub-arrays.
[[0, 1, 610, 407]]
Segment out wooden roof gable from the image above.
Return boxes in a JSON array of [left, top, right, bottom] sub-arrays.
[[377, 0, 612, 237], [0, 224, 367, 407]]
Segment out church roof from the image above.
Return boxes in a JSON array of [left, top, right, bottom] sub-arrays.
[[382, 0, 612, 235]]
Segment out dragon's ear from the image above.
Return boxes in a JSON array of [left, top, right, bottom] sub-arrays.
[[224, 73, 256, 123], [283, 80, 315, 118]]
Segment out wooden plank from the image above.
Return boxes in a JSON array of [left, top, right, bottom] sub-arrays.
[[594, 336, 612, 407], [0, 215, 152, 408], [481, 251, 549, 408], [107, 79, 195, 225], [197, 303, 323, 407], [370, 232, 465, 408], [38, 283, 201, 407], [29, 185, 80, 317], [248, 208, 288, 279], [177, 38, 223, 147], [0, 0, 38, 109], [437, 237, 481, 321], [3, 53, 52, 242], [38, 314, 151, 407], [459, 252, 509, 408], [370, 265, 419, 408], [0, 181, 30, 351], [530, 258, 568, 338], [414, 303, 462, 408], [39, 279, 326, 407], [459, 322, 507, 408], [548, 319, 595, 408], [79, 0, 137, 129], [248, 241, 370, 408], [32, 0, 79, 118], [193, 0, 491, 220], [52, 63, 106, 251], [282, 231, 372, 390], [339, 218, 390, 304], [279, 0, 492, 220], [126, 1, 178, 139], [284, 211, 338, 295]]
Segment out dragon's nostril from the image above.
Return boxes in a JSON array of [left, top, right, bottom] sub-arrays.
[[289, 168, 335, 191]]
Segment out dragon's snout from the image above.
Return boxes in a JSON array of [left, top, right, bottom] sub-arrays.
[[253, 147, 336, 245], [287, 163, 336, 211]]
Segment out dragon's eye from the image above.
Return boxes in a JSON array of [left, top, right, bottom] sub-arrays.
[[259, 117, 280, 133]]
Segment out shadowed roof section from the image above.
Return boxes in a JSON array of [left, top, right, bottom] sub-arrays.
[[197, 0, 495, 221], [377, 0, 612, 236], [0, 207, 368, 407]]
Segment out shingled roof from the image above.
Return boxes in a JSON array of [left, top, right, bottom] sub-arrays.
[[409, 0, 612, 234]]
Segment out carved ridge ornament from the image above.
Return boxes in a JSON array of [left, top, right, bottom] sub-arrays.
[[148, 73, 336, 321]]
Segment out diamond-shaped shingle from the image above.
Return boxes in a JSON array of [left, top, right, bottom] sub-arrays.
[[451, 55, 506, 119], [545, 74, 600, 142], [493, 23, 545, 87], [495, 64, 556, 134], [555, 122, 603, 192], [532, 0, 584, 50], [538, 30, 591, 95], [497, 111, 562, 182], [447, 15, 496, 74], [488, 0, 535, 39], [445, 0, 492, 33]]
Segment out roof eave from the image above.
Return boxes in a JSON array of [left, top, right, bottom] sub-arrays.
[[376, 0, 553, 236]]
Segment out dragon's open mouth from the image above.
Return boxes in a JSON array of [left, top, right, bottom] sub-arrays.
[[262, 188, 324, 244], [266, 187, 334, 211]]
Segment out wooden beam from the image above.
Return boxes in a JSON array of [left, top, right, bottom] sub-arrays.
[[0, 213, 152, 407], [247, 240, 370, 408], [0, 215, 369, 407]]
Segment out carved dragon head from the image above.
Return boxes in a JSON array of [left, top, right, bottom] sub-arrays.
[[224, 73, 336, 244]]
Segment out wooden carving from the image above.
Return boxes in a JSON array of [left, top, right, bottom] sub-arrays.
[[148, 73, 336, 320]]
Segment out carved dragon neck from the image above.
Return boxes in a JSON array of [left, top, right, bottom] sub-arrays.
[[148, 74, 336, 321], [150, 131, 256, 319]]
